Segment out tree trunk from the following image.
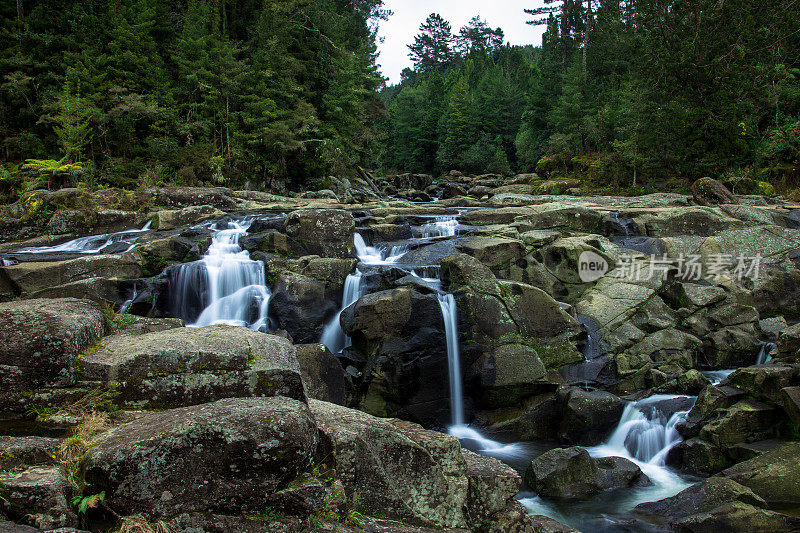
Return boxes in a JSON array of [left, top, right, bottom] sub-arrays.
[[16, 0, 23, 23]]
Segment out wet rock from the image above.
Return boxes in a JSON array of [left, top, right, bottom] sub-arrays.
[[83, 397, 317, 519], [153, 205, 223, 230], [295, 343, 347, 405], [284, 209, 355, 259], [781, 386, 800, 426], [391, 173, 434, 191], [78, 325, 304, 408], [0, 298, 106, 417], [699, 399, 779, 447], [0, 466, 76, 530], [524, 446, 647, 500], [692, 177, 738, 205], [269, 273, 337, 343], [667, 437, 732, 476], [776, 322, 800, 362], [726, 365, 797, 404], [557, 387, 624, 445], [525, 514, 579, 533]]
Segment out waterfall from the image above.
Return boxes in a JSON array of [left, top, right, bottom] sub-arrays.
[[419, 215, 459, 238], [320, 271, 364, 354], [756, 342, 776, 365], [173, 219, 271, 330], [16, 220, 152, 254], [354, 233, 408, 265], [438, 293, 464, 426]]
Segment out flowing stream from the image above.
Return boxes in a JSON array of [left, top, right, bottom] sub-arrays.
[[15, 221, 152, 254], [172, 218, 271, 330], [320, 271, 365, 354]]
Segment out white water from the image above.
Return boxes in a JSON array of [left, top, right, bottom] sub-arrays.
[[320, 271, 364, 353], [354, 233, 408, 265], [16, 221, 152, 254], [174, 219, 271, 330], [438, 293, 464, 426], [756, 342, 776, 365], [521, 394, 694, 526], [419, 215, 459, 238]]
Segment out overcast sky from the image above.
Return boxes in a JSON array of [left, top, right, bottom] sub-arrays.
[[376, 1, 546, 84]]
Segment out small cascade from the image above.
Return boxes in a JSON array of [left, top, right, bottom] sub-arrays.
[[702, 369, 735, 385], [119, 285, 138, 314], [354, 233, 408, 265], [419, 215, 459, 238], [756, 342, 777, 365], [438, 293, 464, 426], [595, 395, 693, 465], [173, 219, 271, 330], [16, 221, 152, 254], [320, 271, 364, 354]]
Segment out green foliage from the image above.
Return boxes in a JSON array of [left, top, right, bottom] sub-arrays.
[[71, 491, 105, 514]]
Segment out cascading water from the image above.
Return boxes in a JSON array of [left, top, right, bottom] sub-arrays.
[[172, 218, 271, 330], [521, 394, 695, 527], [320, 271, 364, 354], [438, 290, 522, 456], [438, 293, 464, 426], [354, 233, 408, 265], [419, 215, 459, 238], [16, 221, 152, 254], [756, 342, 777, 365]]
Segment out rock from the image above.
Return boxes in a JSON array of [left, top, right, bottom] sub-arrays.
[[781, 386, 800, 426], [524, 447, 646, 500], [284, 209, 355, 259], [717, 442, 800, 506], [0, 437, 60, 471], [240, 230, 290, 255], [47, 208, 141, 235], [153, 205, 223, 230], [698, 399, 779, 447], [673, 501, 800, 532], [154, 186, 236, 209], [83, 397, 317, 519], [470, 344, 547, 408], [310, 400, 520, 529], [340, 288, 450, 423], [78, 325, 305, 408], [0, 466, 77, 530], [668, 437, 732, 476], [460, 237, 525, 271], [295, 343, 347, 405], [0, 254, 143, 299], [525, 514, 579, 533], [725, 365, 797, 404], [759, 316, 788, 341], [636, 206, 748, 236], [441, 182, 467, 199], [777, 322, 800, 362], [0, 298, 106, 417], [558, 387, 624, 445], [692, 177, 738, 205], [633, 477, 765, 521], [269, 273, 336, 343]]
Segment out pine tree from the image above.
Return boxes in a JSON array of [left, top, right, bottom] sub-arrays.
[[408, 13, 455, 74]]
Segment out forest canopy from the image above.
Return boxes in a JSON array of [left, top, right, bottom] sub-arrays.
[[1, 0, 799, 194]]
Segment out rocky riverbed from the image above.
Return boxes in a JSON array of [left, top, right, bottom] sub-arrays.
[[2, 173, 800, 532]]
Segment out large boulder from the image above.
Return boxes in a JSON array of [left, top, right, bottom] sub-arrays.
[[524, 447, 648, 500], [716, 442, 800, 506], [557, 387, 625, 445], [153, 186, 237, 209], [469, 344, 547, 408], [692, 177, 738, 205], [152, 204, 223, 230], [0, 298, 106, 417], [269, 273, 337, 343], [0, 254, 143, 300], [284, 209, 355, 259], [83, 397, 318, 519], [310, 400, 522, 529], [77, 325, 305, 408], [341, 288, 450, 424]]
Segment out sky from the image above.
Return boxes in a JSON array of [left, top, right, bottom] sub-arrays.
[[376, 0, 546, 85]]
